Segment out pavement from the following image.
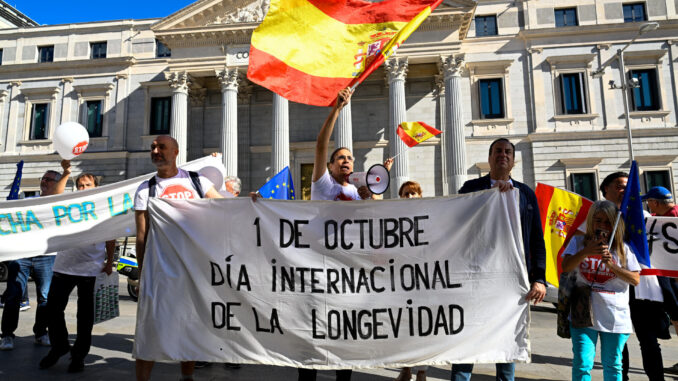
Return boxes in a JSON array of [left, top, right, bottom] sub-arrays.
[[1, 281, 678, 380]]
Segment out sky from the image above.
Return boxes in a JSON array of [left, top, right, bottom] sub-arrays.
[[10, 0, 197, 25]]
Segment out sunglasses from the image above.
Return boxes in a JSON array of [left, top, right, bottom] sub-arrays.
[[41, 177, 56, 182]]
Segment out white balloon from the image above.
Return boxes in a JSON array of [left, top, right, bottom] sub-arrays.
[[53, 122, 89, 160]]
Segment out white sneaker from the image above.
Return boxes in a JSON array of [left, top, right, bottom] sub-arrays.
[[35, 334, 50, 346], [0, 336, 14, 350]]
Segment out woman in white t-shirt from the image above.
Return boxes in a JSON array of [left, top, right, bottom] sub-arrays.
[[561, 200, 640, 381]]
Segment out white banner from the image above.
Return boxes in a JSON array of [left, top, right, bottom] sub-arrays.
[[644, 216, 678, 277], [134, 189, 531, 368], [0, 156, 225, 261]]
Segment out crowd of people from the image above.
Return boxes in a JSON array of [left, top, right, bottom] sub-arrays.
[[1, 87, 678, 381]]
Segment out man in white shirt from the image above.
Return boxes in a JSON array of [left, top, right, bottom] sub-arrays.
[[0, 167, 70, 351], [39, 164, 115, 373], [134, 135, 222, 381]]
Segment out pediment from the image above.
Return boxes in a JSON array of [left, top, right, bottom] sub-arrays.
[[153, 0, 270, 31], [153, 0, 476, 32]]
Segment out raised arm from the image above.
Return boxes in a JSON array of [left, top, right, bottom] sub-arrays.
[[312, 88, 352, 182], [55, 160, 72, 195]]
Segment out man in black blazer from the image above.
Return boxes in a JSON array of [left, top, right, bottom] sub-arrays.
[[451, 138, 546, 381]]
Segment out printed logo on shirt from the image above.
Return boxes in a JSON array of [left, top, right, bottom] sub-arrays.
[[159, 185, 197, 200], [335, 192, 356, 201], [579, 256, 617, 284]]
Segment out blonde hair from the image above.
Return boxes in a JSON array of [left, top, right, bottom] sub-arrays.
[[584, 200, 626, 267]]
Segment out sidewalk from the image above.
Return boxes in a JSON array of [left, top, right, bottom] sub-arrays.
[[0, 282, 676, 380]]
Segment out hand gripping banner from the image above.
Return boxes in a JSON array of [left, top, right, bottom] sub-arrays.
[[134, 189, 531, 368]]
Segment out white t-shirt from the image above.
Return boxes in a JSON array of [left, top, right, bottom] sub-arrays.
[[311, 169, 361, 201], [134, 169, 214, 211], [563, 235, 641, 333], [54, 242, 106, 277]]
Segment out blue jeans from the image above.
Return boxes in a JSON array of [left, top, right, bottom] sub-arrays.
[[451, 363, 514, 381], [1, 256, 55, 338], [570, 325, 629, 381]]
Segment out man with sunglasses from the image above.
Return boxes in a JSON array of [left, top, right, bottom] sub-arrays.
[[0, 164, 70, 351]]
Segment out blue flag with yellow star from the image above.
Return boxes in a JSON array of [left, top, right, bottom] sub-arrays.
[[620, 160, 650, 267], [258, 166, 295, 200], [7, 160, 24, 200]]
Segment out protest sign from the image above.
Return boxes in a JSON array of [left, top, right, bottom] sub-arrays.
[[0, 155, 224, 261], [134, 189, 531, 368], [643, 216, 678, 277]]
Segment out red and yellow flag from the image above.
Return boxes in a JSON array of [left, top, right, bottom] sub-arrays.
[[536, 183, 593, 287], [247, 0, 443, 106], [396, 121, 441, 147]]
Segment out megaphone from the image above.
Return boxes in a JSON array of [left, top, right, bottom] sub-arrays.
[[346, 164, 390, 195]]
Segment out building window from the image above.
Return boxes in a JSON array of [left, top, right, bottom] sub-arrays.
[[150, 97, 171, 135], [91, 42, 107, 59], [644, 169, 671, 190], [38, 46, 54, 63], [156, 40, 171, 58], [623, 3, 646, 22], [555, 8, 578, 27], [0, 49, 3, 65], [30, 103, 48, 140], [630, 69, 660, 111], [23, 190, 39, 199], [475, 15, 497, 37], [571, 173, 598, 201], [86, 100, 103, 137], [479, 78, 504, 119], [560, 73, 587, 114]]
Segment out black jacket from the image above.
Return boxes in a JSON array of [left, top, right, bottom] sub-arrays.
[[458, 175, 547, 284]]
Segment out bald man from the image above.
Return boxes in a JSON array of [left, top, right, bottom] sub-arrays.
[[133, 135, 222, 381]]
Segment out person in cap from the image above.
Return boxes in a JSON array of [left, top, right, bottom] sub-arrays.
[[642, 186, 678, 217]]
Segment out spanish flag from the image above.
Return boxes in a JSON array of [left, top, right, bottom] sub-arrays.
[[396, 121, 441, 147], [536, 183, 593, 287], [247, 0, 443, 106]]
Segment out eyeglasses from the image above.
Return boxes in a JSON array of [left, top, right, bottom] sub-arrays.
[[41, 177, 56, 182], [335, 155, 354, 162]]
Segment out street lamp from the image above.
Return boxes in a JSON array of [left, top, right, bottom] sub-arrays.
[[590, 22, 659, 162]]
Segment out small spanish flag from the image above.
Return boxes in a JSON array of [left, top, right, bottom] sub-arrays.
[[535, 183, 593, 287], [396, 121, 442, 147]]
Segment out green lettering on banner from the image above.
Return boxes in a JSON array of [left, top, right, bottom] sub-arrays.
[[0, 211, 43, 235], [107, 193, 133, 217]]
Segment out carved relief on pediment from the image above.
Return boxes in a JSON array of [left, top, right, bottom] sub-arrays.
[[208, 0, 270, 25]]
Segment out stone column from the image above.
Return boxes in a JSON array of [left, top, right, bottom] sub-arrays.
[[335, 102, 353, 152], [165, 71, 190, 165], [217, 67, 239, 176], [434, 74, 449, 195], [385, 57, 409, 198], [271, 93, 289, 176], [60, 77, 74, 124], [0, 90, 8, 152], [4, 81, 21, 153], [113, 74, 128, 151], [440, 55, 467, 195]]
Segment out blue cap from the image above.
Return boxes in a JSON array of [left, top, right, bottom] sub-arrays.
[[641, 186, 673, 201]]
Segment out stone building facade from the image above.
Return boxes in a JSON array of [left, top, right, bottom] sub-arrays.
[[0, 0, 677, 201]]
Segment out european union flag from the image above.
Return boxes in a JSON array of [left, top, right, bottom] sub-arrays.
[[620, 160, 650, 267], [7, 160, 24, 200], [258, 166, 295, 200]]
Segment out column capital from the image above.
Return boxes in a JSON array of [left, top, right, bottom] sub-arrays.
[[384, 57, 408, 84], [526, 47, 543, 54], [165, 71, 190, 93], [189, 88, 207, 106], [433, 74, 445, 98], [596, 43, 611, 51], [439, 54, 465, 79], [116, 73, 129, 80], [216, 67, 240, 92], [61, 77, 74, 84], [237, 78, 254, 104], [9, 81, 21, 88], [0, 90, 8, 102]]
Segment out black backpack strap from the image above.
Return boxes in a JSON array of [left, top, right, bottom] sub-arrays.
[[148, 176, 157, 198], [188, 171, 204, 199]]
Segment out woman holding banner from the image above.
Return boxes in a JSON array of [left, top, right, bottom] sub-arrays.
[[561, 200, 640, 381]]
